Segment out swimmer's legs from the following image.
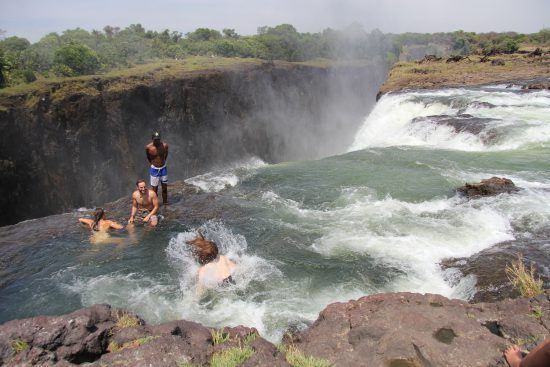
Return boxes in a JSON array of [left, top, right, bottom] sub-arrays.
[[161, 182, 168, 205], [520, 339, 550, 367], [505, 345, 522, 367]]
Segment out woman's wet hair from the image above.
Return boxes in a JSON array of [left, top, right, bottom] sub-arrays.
[[92, 208, 105, 231], [187, 235, 219, 264]]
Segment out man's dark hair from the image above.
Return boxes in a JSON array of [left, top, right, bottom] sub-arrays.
[[136, 179, 146, 186]]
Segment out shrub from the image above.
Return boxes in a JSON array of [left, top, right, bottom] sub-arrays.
[[506, 254, 544, 298], [210, 328, 230, 345], [53, 42, 101, 75], [115, 311, 141, 329]]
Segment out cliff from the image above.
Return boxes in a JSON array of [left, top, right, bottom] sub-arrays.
[[0, 57, 386, 226], [378, 52, 550, 96], [1, 291, 548, 366]]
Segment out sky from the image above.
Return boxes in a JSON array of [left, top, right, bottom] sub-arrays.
[[1, 0, 549, 42]]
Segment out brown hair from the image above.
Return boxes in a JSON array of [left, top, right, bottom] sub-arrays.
[[92, 208, 105, 231], [186, 231, 219, 264], [136, 179, 146, 186]]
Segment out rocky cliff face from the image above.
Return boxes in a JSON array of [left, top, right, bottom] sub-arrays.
[[0, 61, 385, 226], [1, 292, 548, 366]]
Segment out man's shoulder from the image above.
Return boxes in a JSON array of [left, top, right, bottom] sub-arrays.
[[145, 142, 154, 149], [132, 190, 139, 198], [148, 189, 158, 198]]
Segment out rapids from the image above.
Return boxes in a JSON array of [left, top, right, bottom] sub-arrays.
[[1, 84, 549, 341]]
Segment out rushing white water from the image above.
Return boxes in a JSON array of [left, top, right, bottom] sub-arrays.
[[349, 87, 550, 152], [185, 157, 267, 192], [5, 84, 550, 343]]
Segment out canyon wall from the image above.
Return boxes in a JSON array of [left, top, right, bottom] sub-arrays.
[[0, 61, 386, 225]]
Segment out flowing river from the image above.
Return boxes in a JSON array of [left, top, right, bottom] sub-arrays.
[[1, 84, 549, 341]]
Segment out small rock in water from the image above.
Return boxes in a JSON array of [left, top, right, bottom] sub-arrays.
[[457, 176, 519, 198]]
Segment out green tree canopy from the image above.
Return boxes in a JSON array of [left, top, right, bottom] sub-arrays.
[[53, 42, 101, 76]]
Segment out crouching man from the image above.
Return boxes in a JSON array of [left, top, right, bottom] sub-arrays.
[[128, 179, 159, 227]]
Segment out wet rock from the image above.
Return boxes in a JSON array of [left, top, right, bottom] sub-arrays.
[[0, 304, 117, 365], [441, 238, 550, 303], [411, 114, 499, 143], [457, 177, 519, 198], [287, 292, 550, 367]]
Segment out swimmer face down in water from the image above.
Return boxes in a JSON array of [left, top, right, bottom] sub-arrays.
[[186, 230, 236, 296]]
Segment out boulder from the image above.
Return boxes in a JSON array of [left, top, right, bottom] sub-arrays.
[[287, 292, 550, 367], [457, 177, 519, 198]]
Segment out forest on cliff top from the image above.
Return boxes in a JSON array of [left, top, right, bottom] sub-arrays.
[[1, 23, 549, 88]]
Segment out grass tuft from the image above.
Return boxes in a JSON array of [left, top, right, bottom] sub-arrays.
[[115, 311, 141, 329], [107, 336, 158, 353], [210, 328, 230, 345], [244, 331, 258, 345], [11, 339, 29, 354], [529, 306, 544, 320], [279, 345, 333, 367], [506, 254, 544, 298], [210, 346, 254, 367]]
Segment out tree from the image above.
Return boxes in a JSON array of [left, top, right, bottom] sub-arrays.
[[222, 28, 239, 39], [186, 28, 222, 42], [53, 42, 101, 76]]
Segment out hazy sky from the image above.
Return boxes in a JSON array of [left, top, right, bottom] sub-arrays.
[[1, 0, 549, 42]]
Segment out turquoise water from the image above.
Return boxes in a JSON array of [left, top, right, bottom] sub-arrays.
[[1, 85, 550, 341]]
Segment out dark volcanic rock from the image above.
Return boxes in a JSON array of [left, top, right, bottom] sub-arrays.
[[441, 238, 550, 303], [1, 293, 549, 366], [457, 177, 519, 198], [0, 62, 386, 226], [0, 304, 118, 365], [288, 292, 550, 367], [0, 304, 287, 366], [411, 114, 499, 143]]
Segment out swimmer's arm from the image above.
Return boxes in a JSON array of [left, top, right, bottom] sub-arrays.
[[109, 221, 123, 230], [164, 143, 169, 160], [129, 196, 138, 223], [79, 218, 93, 229]]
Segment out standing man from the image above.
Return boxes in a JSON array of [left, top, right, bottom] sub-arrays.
[[128, 179, 159, 227], [146, 131, 169, 205]]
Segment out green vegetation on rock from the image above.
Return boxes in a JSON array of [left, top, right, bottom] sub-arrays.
[[210, 346, 254, 367]]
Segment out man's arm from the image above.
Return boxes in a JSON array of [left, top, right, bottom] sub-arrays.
[[164, 143, 169, 161], [145, 145, 153, 164], [143, 191, 159, 222], [128, 195, 138, 223]]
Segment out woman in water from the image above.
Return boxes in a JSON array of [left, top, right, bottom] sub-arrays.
[[187, 231, 236, 295], [78, 208, 124, 244]]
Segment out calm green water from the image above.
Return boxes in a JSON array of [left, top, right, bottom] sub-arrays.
[[1, 85, 549, 341]]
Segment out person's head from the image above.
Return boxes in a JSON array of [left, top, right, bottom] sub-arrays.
[[92, 208, 105, 231], [187, 235, 219, 265], [152, 131, 161, 144], [136, 179, 147, 194]]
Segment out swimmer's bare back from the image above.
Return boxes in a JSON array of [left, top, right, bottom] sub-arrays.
[[79, 218, 123, 232]]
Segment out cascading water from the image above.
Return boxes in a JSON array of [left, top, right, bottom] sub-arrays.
[[1, 84, 549, 342]]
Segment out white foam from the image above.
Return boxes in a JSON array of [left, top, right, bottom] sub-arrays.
[[349, 89, 550, 152], [185, 157, 266, 192]]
